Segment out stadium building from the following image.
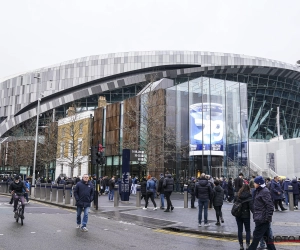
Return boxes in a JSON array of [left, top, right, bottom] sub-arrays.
[[1, 51, 300, 179]]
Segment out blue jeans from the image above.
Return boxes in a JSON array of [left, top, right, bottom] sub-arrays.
[[284, 191, 289, 205], [160, 194, 165, 208], [109, 189, 114, 201], [76, 206, 90, 227], [198, 199, 209, 224]]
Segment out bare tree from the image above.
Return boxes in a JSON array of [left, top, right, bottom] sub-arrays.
[[123, 74, 183, 177]]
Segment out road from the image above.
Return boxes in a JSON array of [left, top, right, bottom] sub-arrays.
[[0, 195, 298, 250]]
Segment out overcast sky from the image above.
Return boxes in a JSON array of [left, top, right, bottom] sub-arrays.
[[0, 0, 299, 79]]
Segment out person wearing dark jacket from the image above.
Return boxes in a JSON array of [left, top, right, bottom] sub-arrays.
[[248, 176, 276, 250], [291, 178, 300, 209], [222, 178, 228, 201], [140, 178, 147, 201], [157, 173, 165, 209], [189, 177, 196, 208], [228, 178, 234, 202], [163, 171, 174, 212], [282, 178, 291, 206], [108, 176, 115, 201], [234, 184, 254, 250], [234, 173, 244, 196], [195, 173, 213, 227], [74, 174, 94, 232], [143, 176, 157, 210], [270, 176, 287, 212], [213, 180, 224, 225]]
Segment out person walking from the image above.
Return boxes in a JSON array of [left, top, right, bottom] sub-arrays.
[[163, 171, 174, 212], [195, 173, 213, 227], [228, 177, 234, 203], [108, 176, 115, 201], [157, 173, 165, 209], [222, 178, 228, 201], [270, 176, 287, 212], [213, 180, 224, 225], [234, 184, 253, 250], [189, 177, 196, 208], [143, 176, 157, 210], [248, 176, 276, 250], [291, 177, 300, 209], [24, 179, 31, 204], [73, 174, 94, 232], [140, 177, 147, 201], [282, 178, 291, 206]]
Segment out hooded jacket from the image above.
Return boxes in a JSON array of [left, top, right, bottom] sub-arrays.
[[157, 176, 165, 194], [146, 178, 156, 193], [74, 180, 94, 207], [140, 179, 147, 195], [213, 185, 224, 206], [291, 179, 300, 195], [195, 177, 212, 200], [283, 179, 291, 191], [253, 186, 274, 223]]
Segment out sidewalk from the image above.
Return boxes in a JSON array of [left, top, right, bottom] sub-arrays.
[[2, 191, 300, 238]]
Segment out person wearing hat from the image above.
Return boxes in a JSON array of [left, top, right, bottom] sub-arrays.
[[282, 177, 291, 206], [157, 173, 165, 209], [248, 176, 276, 250], [270, 176, 287, 212]]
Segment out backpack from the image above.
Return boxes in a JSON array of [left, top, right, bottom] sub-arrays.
[[231, 197, 252, 217]]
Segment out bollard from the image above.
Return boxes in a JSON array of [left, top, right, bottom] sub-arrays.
[[0, 183, 3, 193], [288, 185, 294, 211], [184, 184, 188, 208], [35, 184, 41, 199], [40, 183, 46, 200], [64, 184, 72, 205], [51, 184, 57, 202], [45, 183, 51, 201], [114, 184, 119, 207], [57, 184, 64, 203], [136, 185, 141, 207]]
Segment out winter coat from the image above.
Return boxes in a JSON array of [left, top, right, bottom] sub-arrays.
[[140, 180, 147, 195], [109, 178, 115, 191], [235, 191, 253, 218], [270, 179, 283, 200], [9, 181, 27, 194], [189, 181, 196, 194], [291, 179, 300, 195], [228, 180, 234, 195], [146, 179, 156, 193], [195, 178, 212, 200], [213, 185, 224, 206], [74, 180, 94, 207], [283, 179, 291, 191], [252, 186, 274, 223], [157, 177, 165, 194], [222, 181, 228, 191], [234, 177, 244, 192], [163, 174, 174, 192]]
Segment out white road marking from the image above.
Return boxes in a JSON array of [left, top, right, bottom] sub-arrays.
[[31, 232, 36, 234], [57, 230, 61, 232]]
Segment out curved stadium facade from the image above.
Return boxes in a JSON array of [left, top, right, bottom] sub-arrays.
[[1, 51, 300, 178]]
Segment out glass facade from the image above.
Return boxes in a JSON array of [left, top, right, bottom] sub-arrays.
[[166, 76, 248, 180]]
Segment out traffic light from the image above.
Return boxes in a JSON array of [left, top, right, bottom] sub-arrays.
[[96, 144, 105, 165], [90, 146, 98, 165]]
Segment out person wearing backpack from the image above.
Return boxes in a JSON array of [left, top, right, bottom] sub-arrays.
[[213, 180, 224, 225], [233, 184, 253, 250]]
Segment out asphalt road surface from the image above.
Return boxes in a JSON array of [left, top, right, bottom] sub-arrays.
[[0, 195, 298, 250]]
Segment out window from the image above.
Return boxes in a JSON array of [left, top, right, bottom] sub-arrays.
[[78, 140, 82, 156], [60, 143, 65, 158], [69, 142, 74, 157], [79, 123, 83, 134], [62, 128, 65, 138]]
